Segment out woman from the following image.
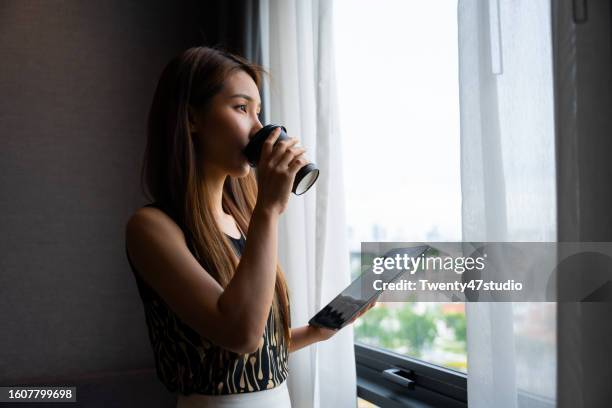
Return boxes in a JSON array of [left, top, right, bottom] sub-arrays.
[[125, 46, 375, 407]]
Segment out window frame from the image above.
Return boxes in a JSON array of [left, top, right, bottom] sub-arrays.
[[355, 342, 557, 407], [355, 342, 467, 408]]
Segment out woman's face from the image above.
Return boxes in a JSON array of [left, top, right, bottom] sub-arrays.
[[189, 69, 263, 178]]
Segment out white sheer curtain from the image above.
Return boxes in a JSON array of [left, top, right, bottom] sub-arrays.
[[258, 1, 357, 407], [458, 0, 557, 407]]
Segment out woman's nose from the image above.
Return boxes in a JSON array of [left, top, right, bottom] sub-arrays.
[[250, 122, 264, 140]]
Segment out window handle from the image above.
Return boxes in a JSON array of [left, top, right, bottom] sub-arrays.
[[382, 368, 415, 390]]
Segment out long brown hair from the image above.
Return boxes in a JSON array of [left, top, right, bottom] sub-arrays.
[[140, 46, 291, 351]]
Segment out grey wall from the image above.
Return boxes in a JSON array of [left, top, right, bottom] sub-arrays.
[[0, 1, 253, 406]]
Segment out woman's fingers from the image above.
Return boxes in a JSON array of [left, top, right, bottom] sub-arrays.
[[269, 137, 301, 168], [261, 127, 283, 165], [357, 301, 377, 318], [347, 303, 373, 325], [288, 152, 307, 172], [278, 145, 306, 168]]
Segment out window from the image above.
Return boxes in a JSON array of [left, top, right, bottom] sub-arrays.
[[334, 0, 467, 406]]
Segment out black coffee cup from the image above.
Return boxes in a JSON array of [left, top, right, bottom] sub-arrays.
[[243, 124, 320, 195]]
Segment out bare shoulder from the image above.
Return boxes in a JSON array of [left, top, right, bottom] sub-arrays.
[[126, 206, 185, 246], [124, 206, 191, 278], [124, 205, 234, 349]]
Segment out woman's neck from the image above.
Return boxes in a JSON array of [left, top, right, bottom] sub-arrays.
[[202, 165, 230, 221]]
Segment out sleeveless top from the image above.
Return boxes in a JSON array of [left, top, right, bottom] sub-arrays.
[[125, 202, 289, 395]]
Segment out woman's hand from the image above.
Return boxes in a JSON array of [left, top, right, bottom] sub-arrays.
[[310, 299, 378, 342], [255, 127, 307, 216]]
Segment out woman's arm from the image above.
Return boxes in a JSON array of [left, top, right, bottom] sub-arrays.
[[288, 300, 378, 353], [217, 205, 280, 353], [126, 205, 281, 355], [289, 325, 334, 353]]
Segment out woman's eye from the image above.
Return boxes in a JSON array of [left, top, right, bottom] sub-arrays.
[[236, 105, 247, 113]]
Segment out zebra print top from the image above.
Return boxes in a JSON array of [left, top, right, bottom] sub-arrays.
[[126, 202, 289, 395]]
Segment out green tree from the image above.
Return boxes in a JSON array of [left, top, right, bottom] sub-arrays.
[[443, 312, 466, 343], [354, 306, 396, 349], [355, 304, 438, 357], [396, 304, 437, 357]]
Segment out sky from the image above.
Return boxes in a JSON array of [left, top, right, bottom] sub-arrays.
[[333, 0, 462, 249]]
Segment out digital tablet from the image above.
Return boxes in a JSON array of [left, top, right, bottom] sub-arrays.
[[308, 245, 430, 330]]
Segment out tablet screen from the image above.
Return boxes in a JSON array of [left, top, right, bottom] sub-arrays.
[[308, 245, 430, 330]]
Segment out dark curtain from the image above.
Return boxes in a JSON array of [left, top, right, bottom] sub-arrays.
[[554, 0, 612, 406]]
